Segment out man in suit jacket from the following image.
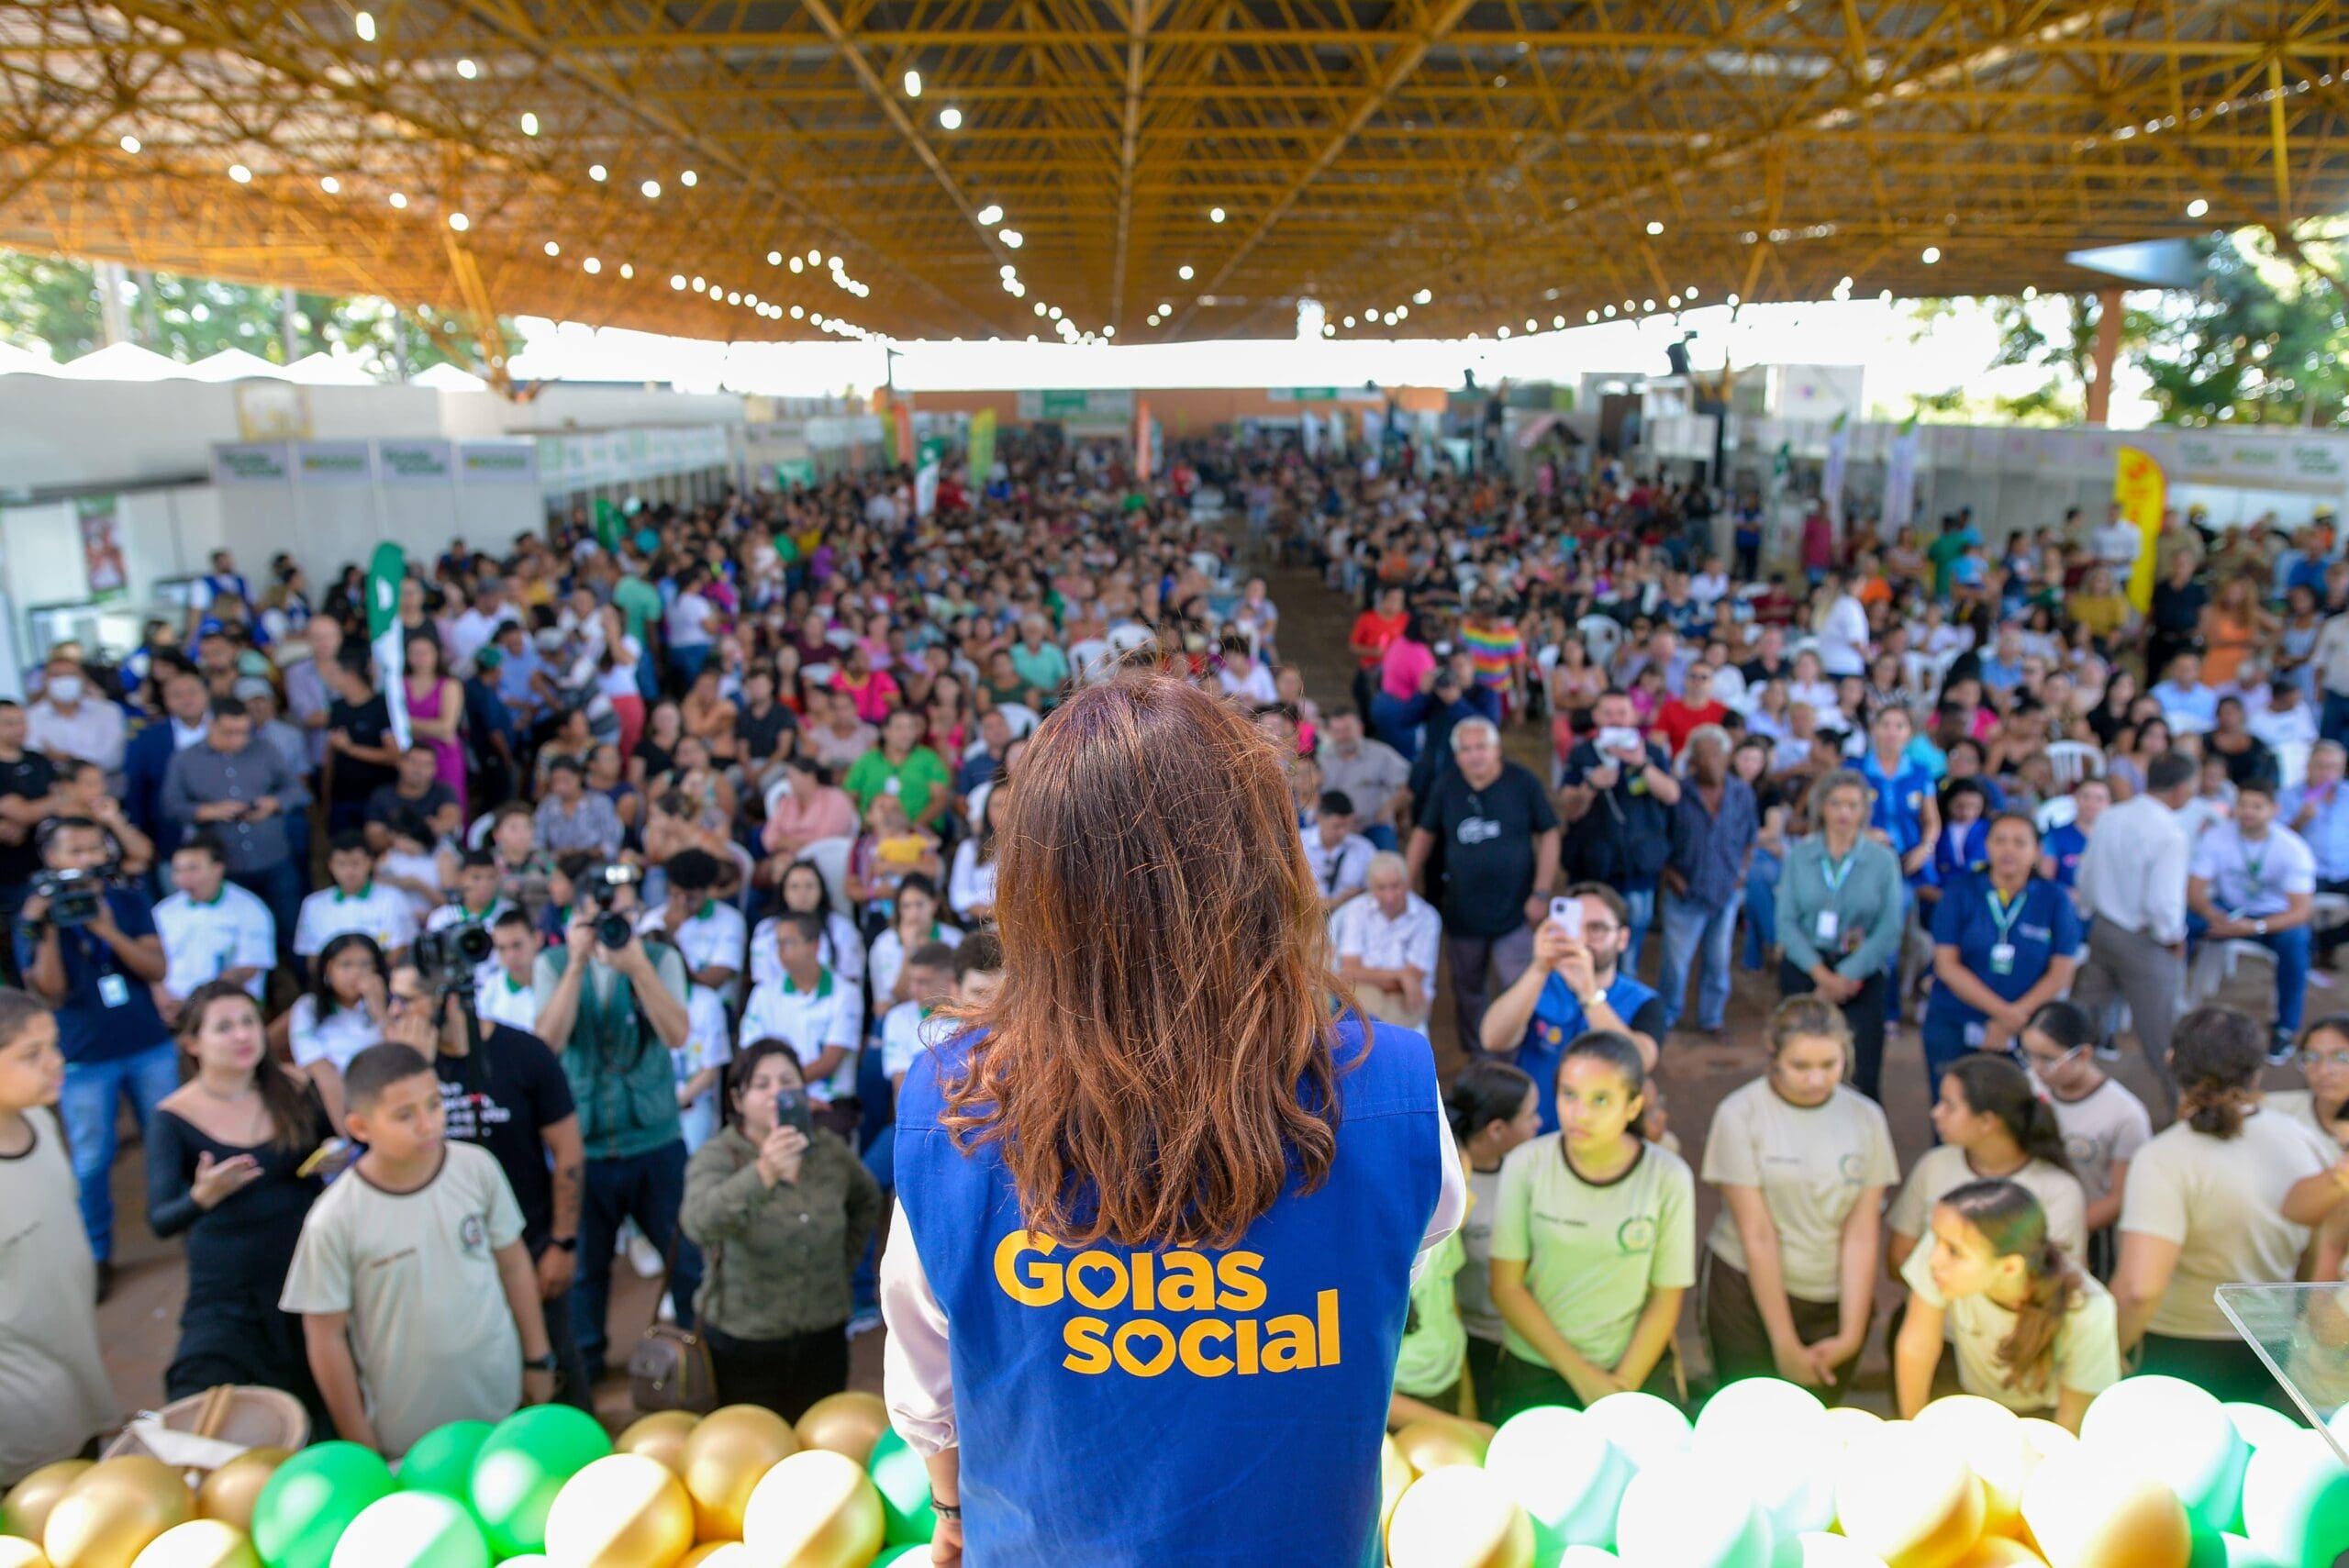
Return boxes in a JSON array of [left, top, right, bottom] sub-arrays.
[[125, 665, 213, 862]]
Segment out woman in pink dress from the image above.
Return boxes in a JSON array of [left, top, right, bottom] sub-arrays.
[[402, 629, 467, 817]]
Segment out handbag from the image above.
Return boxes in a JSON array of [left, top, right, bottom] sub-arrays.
[[629, 1234, 719, 1415]]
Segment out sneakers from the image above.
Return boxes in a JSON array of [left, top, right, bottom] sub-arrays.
[[627, 1232, 665, 1278], [2271, 1030, 2297, 1067], [2094, 1040, 2121, 1062]]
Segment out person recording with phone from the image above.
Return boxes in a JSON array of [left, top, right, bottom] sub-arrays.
[[682, 1039, 881, 1420], [17, 814, 174, 1288], [1478, 883, 1664, 1135], [530, 860, 700, 1384], [1558, 690, 1681, 974], [383, 949, 591, 1407]]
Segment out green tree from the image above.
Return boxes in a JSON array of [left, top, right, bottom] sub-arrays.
[[2132, 231, 2349, 428], [0, 251, 103, 358]]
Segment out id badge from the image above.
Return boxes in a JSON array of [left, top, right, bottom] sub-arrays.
[[1814, 911, 1839, 945], [97, 973, 129, 1008], [1964, 1019, 1987, 1049], [1989, 942, 2017, 975]]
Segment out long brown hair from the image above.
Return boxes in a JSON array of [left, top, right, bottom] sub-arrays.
[[176, 981, 318, 1155], [2173, 1004, 2266, 1139], [1936, 1178, 2084, 1395], [939, 673, 1347, 1249]]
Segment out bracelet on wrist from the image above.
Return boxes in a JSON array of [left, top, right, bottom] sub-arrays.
[[930, 1497, 962, 1522]]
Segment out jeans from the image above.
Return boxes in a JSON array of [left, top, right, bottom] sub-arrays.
[[1620, 883, 1657, 977], [2187, 912, 2312, 1039], [574, 1140, 702, 1377], [1363, 823, 1399, 853], [1742, 850, 1783, 971], [2324, 690, 2349, 748], [230, 857, 306, 966], [1658, 889, 1741, 1032], [1445, 925, 1536, 1051], [60, 1040, 181, 1260], [667, 644, 712, 691], [1920, 1012, 1988, 1103]]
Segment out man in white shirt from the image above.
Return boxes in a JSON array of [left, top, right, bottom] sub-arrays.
[[636, 848, 747, 1008], [1302, 792, 1376, 913], [2314, 609, 2349, 746], [447, 577, 518, 670], [2151, 651, 2220, 736], [2252, 676, 2321, 753], [295, 830, 419, 968], [2088, 500, 2143, 574], [738, 911, 864, 1123], [474, 908, 543, 1033], [2072, 751, 2197, 1112], [27, 654, 126, 775], [153, 833, 276, 1017], [2188, 779, 2318, 1062], [1331, 851, 1442, 1030]]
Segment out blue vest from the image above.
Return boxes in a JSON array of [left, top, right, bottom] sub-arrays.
[[1519, 970, 1659, 1133], [895, 1018, 1442, 1567]]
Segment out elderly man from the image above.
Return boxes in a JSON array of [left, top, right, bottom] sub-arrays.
[[282, 617, 342, 775], [1331, 851, 1442, 1029], [1317, 707, 1412, 851], [1656, 725, 1759, 1036], [158, 695, 309, 959], [1405, 716, 1562, 1048], [27, 653, 126, 776], [2283, 739, 2349, 967]]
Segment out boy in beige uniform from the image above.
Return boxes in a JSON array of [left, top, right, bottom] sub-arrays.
[[281, 1041, 555, 1457]]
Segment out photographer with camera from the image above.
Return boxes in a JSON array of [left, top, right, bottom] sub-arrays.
[[16, 815, 174, 1289], [530, 860, 700, 1382], [681, 1039, 880, 1420], [383, 952, 591, 1408]]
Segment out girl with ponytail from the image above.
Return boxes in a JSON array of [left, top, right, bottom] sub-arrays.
[[1887, 1053, 2089, 1277], [1445, 1059, 1542, 1407], [1892, 1178, 2119, 1432]]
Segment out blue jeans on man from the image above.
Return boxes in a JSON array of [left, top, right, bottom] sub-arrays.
[[1742, 848, 1783, 971], [1658, 888, 1742, 1033], [1620, 883, 1657, 977], [2324, 689, 2349, 748], [61, 1040, 181, 1261], [573, 1140, 702, 1380], [2187, 911, 2311, 1042]]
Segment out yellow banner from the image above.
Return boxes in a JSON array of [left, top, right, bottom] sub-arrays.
[[969, 407, 996, 478], [2116, 445, 2166, 611]]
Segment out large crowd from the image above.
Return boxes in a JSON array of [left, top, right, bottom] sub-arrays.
[[5, 428, 2349, 1488]]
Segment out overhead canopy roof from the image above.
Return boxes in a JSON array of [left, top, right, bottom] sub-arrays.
[[2, 0, 2345, 353]]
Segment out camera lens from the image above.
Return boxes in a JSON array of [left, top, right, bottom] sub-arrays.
[[596, 911, 634, 950], [453, 924, 494, 964]]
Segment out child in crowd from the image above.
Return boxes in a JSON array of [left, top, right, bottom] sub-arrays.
[[0, 990, 117, 1485], [2021, 1000, 2152, 1277], [1446, 1060, 1542, 1412], [294, 830, 417, 971], [1887, 1053, 2090, 1275], [280, 1041, 555, 1457], [1894, 1178, 2120, 1431]]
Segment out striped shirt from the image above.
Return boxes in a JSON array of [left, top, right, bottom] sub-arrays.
[[1461, 621, 1522, 688]]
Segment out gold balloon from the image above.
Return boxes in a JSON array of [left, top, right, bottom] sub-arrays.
[[2017, 1446, 2188, 1568], [1833, 1424, 1985, 1568], [1380, 1434, 1415, 1536], [43, 1459, 192, 1568], [543, 1454, 695, 1568], [789, 1395, 888, 1470], [1950, 1540, 2045, 1568], [1914, 1397, 2028, 1538], [740, 1451, 883, 1568], [1393, 1418, 1490, 1475], [679, 1407, 801, 1542], [676, 1546, 751, 1568], [4, 1462, 95, 1544], [128, 1520, 258, 1568], [618, 1413, 702, 1478], [1386, 1466, 1534, 1568], [0, 1538, 54, 1568], [192, 1451, 289, 1538]]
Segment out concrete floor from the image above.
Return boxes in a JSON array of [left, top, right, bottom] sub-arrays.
[[83, 550, 2310, 1431]]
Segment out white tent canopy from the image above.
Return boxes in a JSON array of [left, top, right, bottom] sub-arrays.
[[52, 342, 192, 382], [411, 361, 487, 392], [185, 348, 291, 383], [0, 341, 59, 377], [283, 351, 376, 386]]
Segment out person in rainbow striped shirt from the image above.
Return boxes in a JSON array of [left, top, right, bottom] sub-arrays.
[[1461, 595, 1527, 719]]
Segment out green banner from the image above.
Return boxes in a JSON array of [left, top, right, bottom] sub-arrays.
[[367, 542, 411, 750], [968, 408, 996, 476], [593, 496, 626, 550], [774, 458, 816, 489]]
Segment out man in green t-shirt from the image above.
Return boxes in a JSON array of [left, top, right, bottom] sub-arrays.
[[1925, 516, 1979, 600], [843, 709, 952, 827], [610, 572, 663, 646]]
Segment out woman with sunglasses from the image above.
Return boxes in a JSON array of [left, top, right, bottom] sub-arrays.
[[2019, 1000, 2152, 1281]]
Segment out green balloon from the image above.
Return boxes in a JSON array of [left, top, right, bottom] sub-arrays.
[[871, 1549, 928, 1565], [398, 1421, 494, 1502], [327, 1491, 490, 1568], [252, 1441, 397, 1568], [2188, 1524, 2284, 1567], [868, 1428, 936, 1545], [466, 1404, 613, 1558], [498, 1559, 549, 1567]]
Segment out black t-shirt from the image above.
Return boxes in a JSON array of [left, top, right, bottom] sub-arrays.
[[735, 702, 798, 764], [632, 737, 675, 780], [1413, 762, 1560, 938], [0, 750, 57, 887], [366, 779, 456, 829], [1737, 655, 1788, 687], [436, 1023, 576, 1248], [328, 694, 398, 805]]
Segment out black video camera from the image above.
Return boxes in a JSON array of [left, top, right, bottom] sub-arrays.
[[413, 922, 494, 987], [30, 866, 108, 929], [576, 862, 643, 950]]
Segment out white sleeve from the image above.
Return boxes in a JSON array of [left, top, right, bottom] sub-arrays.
[[948, 840, 983, 919], [880, 1198, 958, 1456], [293, 894, 324, 957], [828, 984, 864, 1051], [1332, 903, 1365, 962], [2150, 822, 2191, 946], [1409, 914, 1442, 1003], [239, 898, 277, 974], [1415, 1084, 1468, 1278]]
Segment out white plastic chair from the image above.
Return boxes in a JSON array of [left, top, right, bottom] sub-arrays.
[[996, 702, 1041, 739], [465, 811, 497, 850], [2045, 741, 2106, 791], [2033, 796, 2078, 834], [2277, 739, 2313, 792], [2189, 940, 2277, 1006], [800, 835, 854, 917], [1575, 614, 1623, 671]]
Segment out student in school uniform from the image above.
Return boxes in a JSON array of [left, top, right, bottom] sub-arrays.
[[2020, 1000, 2152, 1278], [1893, 1178, 2121, 1433], [294, 831, 417, 973], [738, 911, 865, 1139], [1446, 1060, 1542, 1416], [473, 910, 544, 1034], [2268, 1014, 2349, 1154], [1486, 1030, 1696, 1419], [2115, 1005, 2349, 1410], [153, 833, 278, 1016], [1700, 995, 1898, 1401], [1887, 1053, 2090, 1275]]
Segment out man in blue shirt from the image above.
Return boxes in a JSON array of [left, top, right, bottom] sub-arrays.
[[1657, 727, 1758, 1034], [2039, 778, 2109, 890], [17, 816, 175, 1293], [1474, 883, 1664, 1133], [2282, 740, 2349, 965], [2151, 651, 2221, 736]]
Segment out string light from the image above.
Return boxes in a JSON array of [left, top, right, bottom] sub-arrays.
[[1921, 245, 1942, 263], [790, 256, 804, 272], [641, 180, 661, 199], [589, 164, 607, 182], [768, 250, 783, 265], [320, 175, 340, 194], [976, 205, 1004, 225], [457, 58, 476, 78], [584, 257, 601, 273], [939, 107, 963, 130], [519, 112, 539, 136], [354, 10, 375, 39], [1000, 230, 1023, 248], [680, 170, 697, 187], [619, 263, 633, 278], [1209, 206, 1226, 223], [1178, 264, 1194, 280], [2188, 197, 2210, 217], [389, 191, 407, 207], [228, 163, 252, 183], [544, 240, 560, 256], [119, 135, 140, 153], [904, 71, 922, 96], [1645, 219, 1664, 234], [448, 212, 469, 231]]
